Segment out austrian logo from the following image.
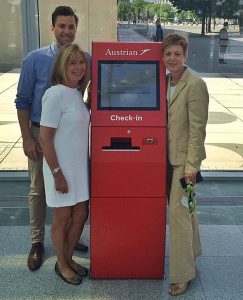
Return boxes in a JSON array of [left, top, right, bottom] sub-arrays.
[[105, 48, 151, 56]]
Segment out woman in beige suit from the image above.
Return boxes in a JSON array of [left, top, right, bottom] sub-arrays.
[[163, 33, 209, 296]]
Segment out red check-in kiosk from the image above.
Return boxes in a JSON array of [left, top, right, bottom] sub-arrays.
[[90, 42, 166, 279]]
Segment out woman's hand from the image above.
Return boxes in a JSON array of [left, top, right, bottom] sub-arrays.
[[184, 173, 197, 186], [53, 171, 68, 194]]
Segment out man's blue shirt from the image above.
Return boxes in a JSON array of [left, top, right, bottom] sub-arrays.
[[15, 43, 59, 123]]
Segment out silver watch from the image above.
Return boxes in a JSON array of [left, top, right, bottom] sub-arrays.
[[51, 166, 61, 175]]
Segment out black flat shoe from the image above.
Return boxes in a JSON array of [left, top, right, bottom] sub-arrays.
[[55, 262, 82, 285], [74, 242, 89, 252], [72, 264, 89, 277]]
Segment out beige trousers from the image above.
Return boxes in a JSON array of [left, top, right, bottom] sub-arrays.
[[28, 126, 46, 243], [168, 164, 202, 284]]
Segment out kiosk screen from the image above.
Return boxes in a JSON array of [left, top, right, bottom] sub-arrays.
[[98, 61, 160, 110]]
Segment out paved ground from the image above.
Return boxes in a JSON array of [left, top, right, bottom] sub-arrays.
[[0, 25, 242, 172], [124, 22, 243, 72], [1, 177, 243, 299], [0, 25, 243, 300], [164, 25, 243, 73]]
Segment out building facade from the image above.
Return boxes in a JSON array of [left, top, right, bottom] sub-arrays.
[[0, 0, 117, 72]]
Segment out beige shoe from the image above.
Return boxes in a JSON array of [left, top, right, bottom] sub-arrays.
[[168, 281, 190, 296]]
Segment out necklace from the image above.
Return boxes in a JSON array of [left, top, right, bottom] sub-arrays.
[[170, 75, 181, 86], [170, 67, 186, 86], [170, 81, 177, 87], [170, 77, 179, 87]]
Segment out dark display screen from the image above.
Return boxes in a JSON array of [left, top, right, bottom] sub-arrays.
[[98, 61, 160, 110]]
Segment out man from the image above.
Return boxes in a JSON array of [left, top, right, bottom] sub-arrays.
[[15, 6, 88, 272], [219, 22, 229, 63], [151, 19, 163, 42]]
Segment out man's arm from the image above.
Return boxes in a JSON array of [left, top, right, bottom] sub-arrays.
[[17, 109, 41, 161], [15, 52, 41, 161]]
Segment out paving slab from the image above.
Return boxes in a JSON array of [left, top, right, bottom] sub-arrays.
[[1, 223, 243, 299], [229, 108, 243, 121], [197, 256, 243, 300], [200, 225, 243, 256]]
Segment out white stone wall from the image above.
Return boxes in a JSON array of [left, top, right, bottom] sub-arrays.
[[0, 0, 117, 70], [39, 0, 117, 54]]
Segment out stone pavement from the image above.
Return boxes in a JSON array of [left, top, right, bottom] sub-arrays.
[[1, 178, 243, 299], [0, 69, 23, 170], [118, 25, 243, 173], [1, 26, 242, 172]]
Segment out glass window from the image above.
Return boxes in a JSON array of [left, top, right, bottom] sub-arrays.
[[0, 1, 23, 72]]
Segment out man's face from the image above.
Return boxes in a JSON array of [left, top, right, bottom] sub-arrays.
[[52, 15, 77, 48]]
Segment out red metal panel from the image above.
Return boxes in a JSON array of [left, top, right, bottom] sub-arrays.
[[91, 127, 166, 198], [90, 197, 166, 279]]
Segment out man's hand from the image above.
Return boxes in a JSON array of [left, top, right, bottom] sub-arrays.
[[23, 136, 42, 161], [17, 110, 42, 161]]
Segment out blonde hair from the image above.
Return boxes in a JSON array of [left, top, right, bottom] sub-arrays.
[[51, 43, 90, 94], [163, 33, 188, 55]]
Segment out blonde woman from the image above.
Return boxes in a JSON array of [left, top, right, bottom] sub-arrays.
[[39, 44, 90, 285]]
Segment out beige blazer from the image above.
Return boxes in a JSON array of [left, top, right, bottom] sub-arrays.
[[167, 68, 209, 173]]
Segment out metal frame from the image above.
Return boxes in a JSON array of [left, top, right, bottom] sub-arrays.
[[21, 0, 40, 56]]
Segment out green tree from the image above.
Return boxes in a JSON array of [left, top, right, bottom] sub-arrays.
[[150, 3, 175, 22], [170, 0, 212, 34], [146, 4, 155, 22], [220, 0, 239, 20], [170, 0, 239, 33], [131, 0, 147, 22], [118, 1, 133, 22], [160, 3, 174, 22]]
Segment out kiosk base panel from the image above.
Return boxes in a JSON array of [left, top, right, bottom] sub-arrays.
[[90, 197, 166, 279]]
